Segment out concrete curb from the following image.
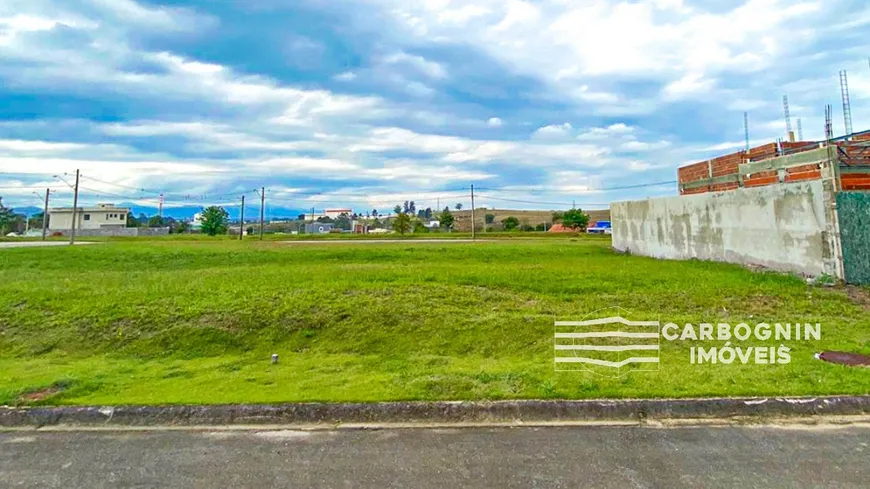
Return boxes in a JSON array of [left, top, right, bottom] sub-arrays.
[[3, 396, 870, 428]]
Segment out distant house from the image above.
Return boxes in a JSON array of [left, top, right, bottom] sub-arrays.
[[324, 208, 353, 219], [422, 220, 440, 229], [48, 203, 129, 231]]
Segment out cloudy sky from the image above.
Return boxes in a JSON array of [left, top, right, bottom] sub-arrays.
[[1, 0, 868, 214]]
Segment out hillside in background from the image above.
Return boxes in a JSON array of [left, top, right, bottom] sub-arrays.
[[452, 208, 611, 232]]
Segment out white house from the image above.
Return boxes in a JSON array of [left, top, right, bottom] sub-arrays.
[[48, 203, 130, 231]]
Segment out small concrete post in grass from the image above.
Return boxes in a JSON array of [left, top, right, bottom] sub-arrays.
[[271, 354, 279, 364]]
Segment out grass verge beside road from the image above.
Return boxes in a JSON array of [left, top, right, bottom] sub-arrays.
[[1, 238, 869, 406]]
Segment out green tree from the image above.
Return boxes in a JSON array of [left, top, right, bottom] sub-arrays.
[[334, 212, 352, 231], [551, 211, 563, 223], [0, 198, 15, 234], [484, 213, 496, 224], [393, 204, 402, 215], [148, 216, 164, 228], [501, 216, 520, 230], [561, 208, 590, 230], [127, 214, 139, 227], [439, 208, 454, 230], [28, 212, 46, 230], [413, 220, 427, 233], [454, 202, 463, 210], [173, 221, 190, 234], [200, 206, 229, 236], [392, 212, 412, 235]]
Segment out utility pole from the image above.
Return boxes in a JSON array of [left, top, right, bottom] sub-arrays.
[[470, 184, 475, 240], [70, 169, 80, 245], [259, 187, 265, 240], [239, 195, 245, 240], [42, 188, 49, 240]]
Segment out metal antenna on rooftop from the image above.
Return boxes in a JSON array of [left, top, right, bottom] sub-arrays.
[[824, 104, 833, 141], [743, 111, 750, 152], [783, 95, 794, 142], [796, 117, 803, 141], [840, 70, 853, 138]]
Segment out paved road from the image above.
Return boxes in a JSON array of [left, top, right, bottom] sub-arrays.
[[0, 241, 96, 248], [2, 425, 869, 488]]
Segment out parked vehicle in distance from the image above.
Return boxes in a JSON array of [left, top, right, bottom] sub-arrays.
[[587, 220, 612, 234]]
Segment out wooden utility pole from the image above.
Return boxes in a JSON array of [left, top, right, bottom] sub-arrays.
[[70, 169, 80, 245], [239, 195, 245, 240], [259, 187, 265, 240], [42, 188, 49, 240], [470, 184, 475, 240]]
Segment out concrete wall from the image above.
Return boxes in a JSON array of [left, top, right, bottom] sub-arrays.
[[611, 180, 840, 278], [49, 227, 169, 237]]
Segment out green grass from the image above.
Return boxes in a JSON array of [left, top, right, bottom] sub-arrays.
[[1, 238, 869, 406]]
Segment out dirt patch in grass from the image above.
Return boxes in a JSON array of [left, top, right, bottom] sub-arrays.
[[843, 286, 870, 310], [18, 383, 66, 403]]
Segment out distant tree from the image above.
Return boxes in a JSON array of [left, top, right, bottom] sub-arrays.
[[200, 206, 229, 236], [535, 223, 547, 231], [334, 212, 352, 231], [413, 220, 428, 233], [409, 201, 416, 214], [484, 213, 496, 224], [439, 208, 454, 230], [147, 216, 163, 228], [393, 204, 402, 215], [0, 198, 15, 234], [371, 209, 378, 218], [501, 216, 520, 231], [393, 212, 412, 235], [127, 214, 139, 227], [173, 221, 190, 234], [402, 201, 410, 213], [424, 207, 433, 219], [246, 226, 254, 236], [552, 211, 563, 223], [372, 217, 382, 228], [27, 212, 45, 230], [417, 209, 425, 219], [561, 208, 590, 230], [316, 216, 334, 223], [297, 214, 306, 221], [138, 212, 148, 224], [454, 203, 463, 211]]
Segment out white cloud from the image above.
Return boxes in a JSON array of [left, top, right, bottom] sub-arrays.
[[577, 123, 634, 140], [333, 71, 358, 81], [487, 117, 503, 127], [662, 72, 716, 99], [532, 123, 573, 139], [620, 140, 672, 152], [380, 51, 448, 79]]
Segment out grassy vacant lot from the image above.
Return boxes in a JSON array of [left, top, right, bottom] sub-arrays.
[[1, 237, 869, 406]]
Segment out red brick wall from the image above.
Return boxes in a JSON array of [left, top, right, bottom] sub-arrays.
[[841, 174, 870, 190]]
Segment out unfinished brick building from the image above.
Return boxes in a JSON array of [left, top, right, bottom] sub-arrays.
[[678, 131, 870, 195]]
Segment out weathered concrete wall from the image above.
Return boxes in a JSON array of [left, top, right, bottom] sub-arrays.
[[612, 180, 840, 277]]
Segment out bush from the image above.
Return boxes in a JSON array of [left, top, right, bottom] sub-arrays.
[[535, 223, 547, 231], [501, 216, 520, 231]]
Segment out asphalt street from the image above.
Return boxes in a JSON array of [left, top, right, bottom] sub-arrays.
[[2, 424, 869, 488]]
